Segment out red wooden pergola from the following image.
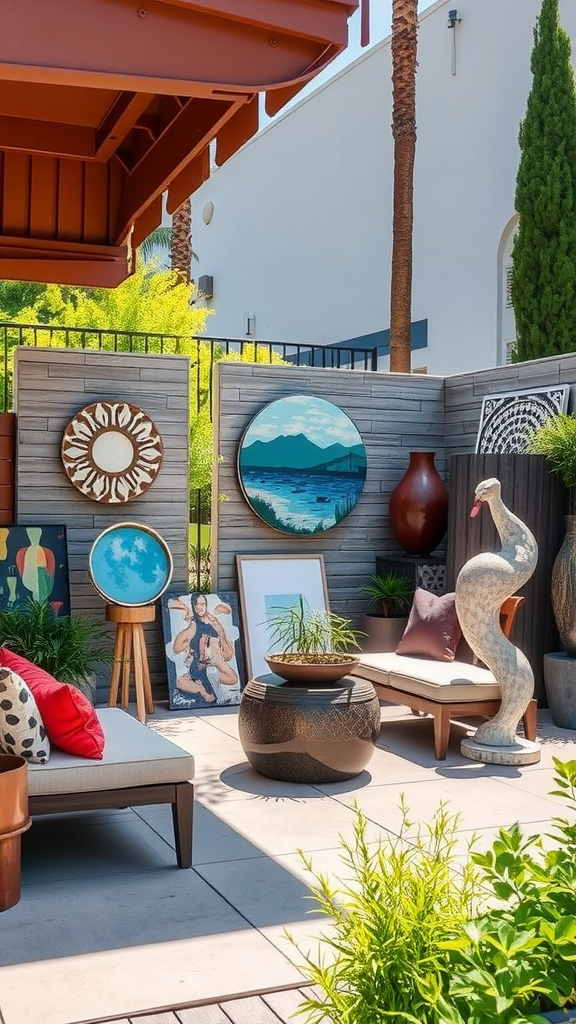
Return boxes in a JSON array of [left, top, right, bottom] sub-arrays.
[[0, 0, 362, 287]]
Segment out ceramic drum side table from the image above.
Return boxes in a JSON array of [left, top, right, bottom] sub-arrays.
[[238, 673, 381, 783]]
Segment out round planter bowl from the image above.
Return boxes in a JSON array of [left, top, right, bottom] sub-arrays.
[[264, 654, 360, 685]]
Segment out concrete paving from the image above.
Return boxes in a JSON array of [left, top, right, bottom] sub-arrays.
[[1, 702, 576, 1024]]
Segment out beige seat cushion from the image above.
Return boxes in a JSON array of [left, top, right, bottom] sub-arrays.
[[28, 707, 195, 797], [352, 652, 502, 702]]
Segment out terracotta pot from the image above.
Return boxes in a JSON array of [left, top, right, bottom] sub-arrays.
[[551, 515, 576, 658], [0, 753, 31, 912], [389, 451, 448, 556]]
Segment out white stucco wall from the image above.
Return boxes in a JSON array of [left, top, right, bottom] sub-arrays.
[[191, 0, 576, 375]]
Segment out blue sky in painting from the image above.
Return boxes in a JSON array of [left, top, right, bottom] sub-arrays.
[[242, 395, 362, 450]]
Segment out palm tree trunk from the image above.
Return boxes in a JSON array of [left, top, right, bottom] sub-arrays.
[[171, 197, 192, 283], [389, 0, 418, 374]]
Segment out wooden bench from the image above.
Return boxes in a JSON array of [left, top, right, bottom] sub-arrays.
[[27, 708, 195, 867], [351, 597, 537, 760]]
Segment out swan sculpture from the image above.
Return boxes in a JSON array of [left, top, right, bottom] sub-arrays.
[[455, 478, 538, 751]]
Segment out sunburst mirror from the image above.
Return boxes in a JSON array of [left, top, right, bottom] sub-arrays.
[[61, 401, 164, 504]]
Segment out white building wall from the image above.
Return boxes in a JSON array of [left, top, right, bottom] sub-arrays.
[[192, 0, 576, 375]]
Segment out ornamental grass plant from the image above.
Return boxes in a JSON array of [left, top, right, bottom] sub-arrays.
[[0, 598, 112, 696], [265, 595, 363, 663], [288, 799, 482, 1024], [358, 570, 415, 618], [289, 759, 576, 1024], [527, 412, 576, 510]]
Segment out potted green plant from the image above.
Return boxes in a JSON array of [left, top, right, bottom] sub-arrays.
[[264, 596, 363, 683], [357, 570, 414, 653], [528, 413, 576, 727], [0, 598, 112, 703]]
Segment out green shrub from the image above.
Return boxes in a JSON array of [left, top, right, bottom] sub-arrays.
[[290, 760, 576, 1023], [0, 598, 112, 694], [287, 799, 481, 1024]]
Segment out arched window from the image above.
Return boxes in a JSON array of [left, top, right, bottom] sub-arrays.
[[497, 215, 519, 365]]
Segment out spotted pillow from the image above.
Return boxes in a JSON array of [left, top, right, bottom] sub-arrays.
[[0, 668, 50, 763]]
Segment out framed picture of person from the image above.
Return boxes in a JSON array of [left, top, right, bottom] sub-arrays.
[[161, 590, 246, 710]]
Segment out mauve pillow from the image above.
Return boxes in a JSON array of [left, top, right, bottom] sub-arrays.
[[395, 589, 462, 662], [0, 648, 105, 759]]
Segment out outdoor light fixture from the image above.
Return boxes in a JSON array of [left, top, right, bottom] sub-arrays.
[[447, 9, 461, 76]]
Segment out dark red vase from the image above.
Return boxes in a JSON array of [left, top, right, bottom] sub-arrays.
[[388, 451, 448, 556]]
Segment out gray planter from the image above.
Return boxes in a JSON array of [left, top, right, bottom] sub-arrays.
[[543, 652, 576, 729], [360, 615, 408, 654]]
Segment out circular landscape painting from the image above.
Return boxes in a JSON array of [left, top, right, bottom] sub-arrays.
[[89, 522, 173, 606], [237, 395, 367, 535]]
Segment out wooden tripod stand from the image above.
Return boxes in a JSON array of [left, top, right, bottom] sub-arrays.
[[106, 604, 155, 723]]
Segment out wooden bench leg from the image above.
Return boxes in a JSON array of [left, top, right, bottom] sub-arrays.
[[522, 698, 538, 742], [172, 782, 194, 868], [433, 707, 451, 760]]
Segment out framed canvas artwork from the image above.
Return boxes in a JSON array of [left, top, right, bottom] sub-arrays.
[[161, 590, 245, 709], [475, 385, 570, 454], [0, 525, 70, 615], [237, 395, 367, 534], [236, 553, 329, 679]]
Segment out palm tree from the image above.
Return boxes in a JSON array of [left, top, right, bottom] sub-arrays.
[[171, 197, 192, 283], [389, 0, 418, 373], [138, 226, 172, 266], [139, 197, 197, 279]]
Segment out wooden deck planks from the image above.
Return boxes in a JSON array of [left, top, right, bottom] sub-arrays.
[[90, 984, 328, 1024]]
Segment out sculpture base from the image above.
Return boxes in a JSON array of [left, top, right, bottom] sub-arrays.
[[461, 736, 541, 765]]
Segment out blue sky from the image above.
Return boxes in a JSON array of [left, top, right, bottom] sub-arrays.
[[302, 0, 437, 97], [268, 0, 438, 118]]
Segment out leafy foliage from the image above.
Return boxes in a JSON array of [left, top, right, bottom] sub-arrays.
[[358, 571, 415, 617], [291, 760, 576, 1024], [6, 264, 211, 339], [0, 266, 287, 507], [435, 758, 576, 1022], [527, 413, 576, 505], [511, 0, 576, 361], [288, 801, 480, 1024], [0, 599, 112, 687], [265, 596, 363, 655]]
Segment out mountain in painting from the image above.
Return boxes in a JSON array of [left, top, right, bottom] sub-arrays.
[[240, 433, 366, 476]]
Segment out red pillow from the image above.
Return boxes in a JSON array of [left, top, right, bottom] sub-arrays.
[[0, 648, 105, 759]]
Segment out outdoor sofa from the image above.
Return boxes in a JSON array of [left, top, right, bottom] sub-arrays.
[[351, 595, 538, 759], [27, 708, 195, 867]]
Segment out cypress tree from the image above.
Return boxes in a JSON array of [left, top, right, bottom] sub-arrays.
[[511, 0, 576, 361]]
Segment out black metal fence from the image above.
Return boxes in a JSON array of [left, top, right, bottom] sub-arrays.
[[0, 322, 378, 587]]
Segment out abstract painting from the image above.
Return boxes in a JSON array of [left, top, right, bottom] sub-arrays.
[[0, 525, 70, 615], [237, 395, 367, 534], [161, 590, 245, 709], [475, 385, 570, 454]]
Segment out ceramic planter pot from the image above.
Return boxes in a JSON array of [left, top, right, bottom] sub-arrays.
[[551, 515, 576, 658], [264, 654, 360, 685], [0, 753, 31, 912], [543, 652, 576, 729], [360, 615, 408, 653]]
